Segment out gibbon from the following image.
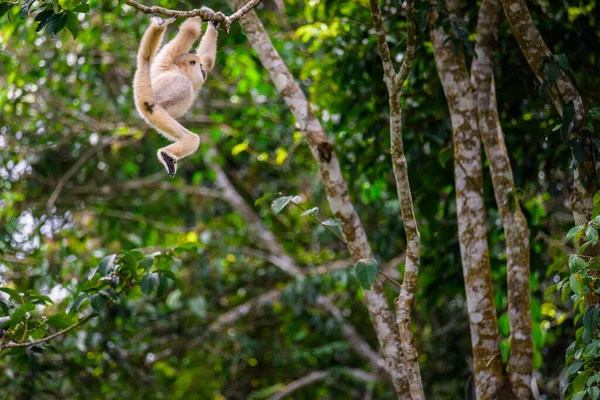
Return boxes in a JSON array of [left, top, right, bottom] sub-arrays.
[[133, 15, 219, 178]]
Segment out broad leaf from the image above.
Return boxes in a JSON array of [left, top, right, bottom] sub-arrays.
[[567, 225, 585, 240], [567, 360, 584, 376], [90, 294, 107, 314], [354, 258, 378, 290], [569, 255, 586, 274], [140, 273, 159, 295], [570, 273, 587, 297], [301, 207, 319, 217], [322, 218, 344, 227], [271, 196, 293, 214], [98, 254, 116, 277], [584, 306, 599, 336]]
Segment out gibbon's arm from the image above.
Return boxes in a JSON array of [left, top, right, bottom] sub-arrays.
[[152, 17, 203, 74], [134, 16, 200, 178], [134, 16, 171, 111], [196, 22, 218, 73]]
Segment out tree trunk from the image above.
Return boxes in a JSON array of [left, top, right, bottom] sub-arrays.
[[501, 0, 596, 226], [471, 0, 532, 396], [430, 2, 505, 397]]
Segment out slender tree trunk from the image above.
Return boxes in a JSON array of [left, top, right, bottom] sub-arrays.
[[429, 2, 505, 397], [471, 0, 532, 396], [501, 0, 596, 226], [227, 1, 409, 395], [369, 0, 424, 398]]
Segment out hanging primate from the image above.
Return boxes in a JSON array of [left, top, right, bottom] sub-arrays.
[[133, 15, 219, 178]]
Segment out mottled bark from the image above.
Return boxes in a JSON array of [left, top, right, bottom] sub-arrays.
[[369, 0, 424, 398], [228, 0, 409, 394], [471, 0, 532, 397], [430, 2, 505, 398], [501, 0, 596, 226]]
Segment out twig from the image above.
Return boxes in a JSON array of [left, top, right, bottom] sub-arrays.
[[124, 0, 262, 32], [291, 203, 402, 290], [0, 313, 96, 351]]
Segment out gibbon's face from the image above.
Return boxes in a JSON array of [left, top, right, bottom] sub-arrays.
[[174, 53, 205, 87]]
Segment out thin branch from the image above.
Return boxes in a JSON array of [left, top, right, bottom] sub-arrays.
[[124, 0, 262, 32], [369, 0, 396, 85], [395, 0, 416, 88], [0, 313, 96, 352]]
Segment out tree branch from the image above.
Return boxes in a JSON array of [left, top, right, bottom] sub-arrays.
[[124, 0, 262, 32], [0, 313, 96, 352]]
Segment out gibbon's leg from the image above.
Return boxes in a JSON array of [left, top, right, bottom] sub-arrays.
[[151, 107, 200, 178], [134, 16, 199, 178], [196, 22, 218, 74], [152, 17, 203, 76]]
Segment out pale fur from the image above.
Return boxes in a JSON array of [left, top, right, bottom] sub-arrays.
[[133, 16, 218, 177]]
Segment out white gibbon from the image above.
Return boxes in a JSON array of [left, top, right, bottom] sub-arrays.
[[133, 14, 220, 178]]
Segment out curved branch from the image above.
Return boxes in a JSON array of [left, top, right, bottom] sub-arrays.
[[0, 313, 96, 352], [124, 0, 262, 32]]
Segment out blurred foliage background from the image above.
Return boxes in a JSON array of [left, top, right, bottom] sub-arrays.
[[1, 0, 599, 398]]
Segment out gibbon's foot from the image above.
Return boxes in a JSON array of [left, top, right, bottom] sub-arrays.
[[158, 150, 178, 178], [151, 14, 176, 27]]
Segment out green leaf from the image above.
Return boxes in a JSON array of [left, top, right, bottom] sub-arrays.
[[570, 273, 587, 297], [322, 218, 344, 227], [570, 255, 587, 274], [300, 207, 319, 217], [47, 312, 77, 329], [594, 191, 600, 206], [156, 273, 169, 297], [587, 226, 599, 242], [0, 300, 8, 316], [46, 12, 68, 36], [87, 266, 99, 280], [72, 3, 89, 12], [0, 3, 12, 18], [98, 254, 116, 277], [554, 54, 570, 71], [255, 192, 281, 207], [19, 0, 33, 19], [90, 294, 107, 314], [139, 256, 154, 271], [544, 62, 559, 83], [544, 283, 558, 298], [588, 374, 600, 387], [573, 390, 586, 400], [271, 196, 293, 214], [0, 287, 21, 302], [140, 273, 159, 295], [568, 360, 584, 376], [567, 225, 586, 240], [583, 340, 600, 358], [68, 296, 87, 314], [589, 386, 600, 400], [438, 147, 451, 167], [34, 9, 54, 32], [354, 258, 378, 290], [584, 306, 599, 336]]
